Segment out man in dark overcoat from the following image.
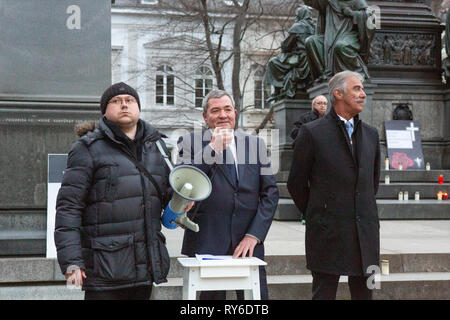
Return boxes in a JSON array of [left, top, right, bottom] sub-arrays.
[[287, 70, 381, 300], [291, 95, 328, 141]]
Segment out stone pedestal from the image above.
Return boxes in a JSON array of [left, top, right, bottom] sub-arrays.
[[373, 84, 448, 169], [307, 82, 329, 101], [368, 1, 444, 87], [356, 83, 378, 127], [0, 0, 111, 255], [273, 97, 311, 172]]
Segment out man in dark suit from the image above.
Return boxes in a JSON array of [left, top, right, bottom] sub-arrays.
[[177, 89, 279, 300], [287, 70, 381, 300]]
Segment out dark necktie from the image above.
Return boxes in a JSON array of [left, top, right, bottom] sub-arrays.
[[223, 148, 237, 186]]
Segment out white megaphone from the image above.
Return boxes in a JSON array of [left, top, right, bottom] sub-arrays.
[[161, 164, 212, 232]]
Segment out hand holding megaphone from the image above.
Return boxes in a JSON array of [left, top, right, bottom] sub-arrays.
[[184, 200, 195, 213], [162, 165, 212, 232]]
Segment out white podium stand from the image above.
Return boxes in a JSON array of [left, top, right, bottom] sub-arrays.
[[177, 257, 267, 300]]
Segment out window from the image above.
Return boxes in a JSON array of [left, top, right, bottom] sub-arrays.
[[254, 66, 270, 109], [111, 46, 123, 84], [156, 65, 174, 106], [141, 0, 158, 4], [194, 66, 213, 108], [224, 0, 243, 6]]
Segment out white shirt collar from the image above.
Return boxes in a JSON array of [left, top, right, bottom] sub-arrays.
[[337, 114, 354, 127]]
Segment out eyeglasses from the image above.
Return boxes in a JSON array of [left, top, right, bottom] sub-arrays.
[[108, 97, 137, 106], [315, 101, 327, 106]]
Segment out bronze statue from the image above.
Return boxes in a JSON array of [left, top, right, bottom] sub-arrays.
[[304, 0, 375, 83], [264, 6, 315, 102]]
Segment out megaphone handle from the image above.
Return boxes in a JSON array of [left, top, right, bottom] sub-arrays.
[[176, 215, 199, 233], [172, 219, 186, 230]]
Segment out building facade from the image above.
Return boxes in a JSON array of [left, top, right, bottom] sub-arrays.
[[111, 0, 299, 148]]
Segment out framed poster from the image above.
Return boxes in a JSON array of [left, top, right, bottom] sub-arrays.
[[385, 120, 424, 170]]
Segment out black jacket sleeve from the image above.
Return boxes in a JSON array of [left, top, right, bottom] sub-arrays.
[[287, 125, 315, 215], [54, 141, 93, 274], [246, 138, 279, 243], [290, 120, 303, 140]]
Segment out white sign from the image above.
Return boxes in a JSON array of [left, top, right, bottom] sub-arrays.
[[47, 154, 68, 258], [386, 130, 413, 149]]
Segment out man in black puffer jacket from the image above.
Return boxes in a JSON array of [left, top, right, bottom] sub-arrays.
[[54, 82, 185, 300]]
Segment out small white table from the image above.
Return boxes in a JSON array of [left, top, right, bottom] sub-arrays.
[[177, 256, 267, 300]]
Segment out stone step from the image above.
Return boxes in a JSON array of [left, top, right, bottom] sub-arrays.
[[2, 253, 449, 284], [1, 272, 449, 300], [153, 272, 450, 300], [377, 200, 450, 219], [379, 170, 450, 183], [0, 283, 85, 300], [0, 209, 47, 255], [0, 230, 46, 255], [277, 182, 450, 199], [0, 209, 46, 231], [377, 183, 450, 199], [266, 272, 450, 300], [275, 198, 450, 220], [275, 170, 450, 183]]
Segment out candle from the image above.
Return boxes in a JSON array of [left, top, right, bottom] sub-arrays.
[[438, 175, 444, 184], [385, 158, 389, 170], [381, 260, 389, 275], [444, 192, 449, 200], [437, 191, 443, 200], [398, 163, 403, 170], [426, 162, 431, 171], [415, 192, 420, 201], [398, 191, 403, 201], [385, 175, 390, 184], [404, 191, 409, 201]]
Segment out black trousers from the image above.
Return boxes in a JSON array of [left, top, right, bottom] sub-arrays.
[[311, 271, 373, 300], [84, 285, 152, 300], [199, 266, 268, 300]]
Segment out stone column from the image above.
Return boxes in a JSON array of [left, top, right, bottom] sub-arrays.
[[443, 89, 450, 168], [272, 94, 311, 172]]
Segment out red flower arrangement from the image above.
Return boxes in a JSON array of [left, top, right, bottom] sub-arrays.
[[391, 152, 414, 169]]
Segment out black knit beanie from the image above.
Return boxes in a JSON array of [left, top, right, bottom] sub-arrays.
[[100, 82, 141, 114]]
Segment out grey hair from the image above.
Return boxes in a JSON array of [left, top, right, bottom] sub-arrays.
[[328, 71, 364, 106], [202, 89, 235, 113]]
